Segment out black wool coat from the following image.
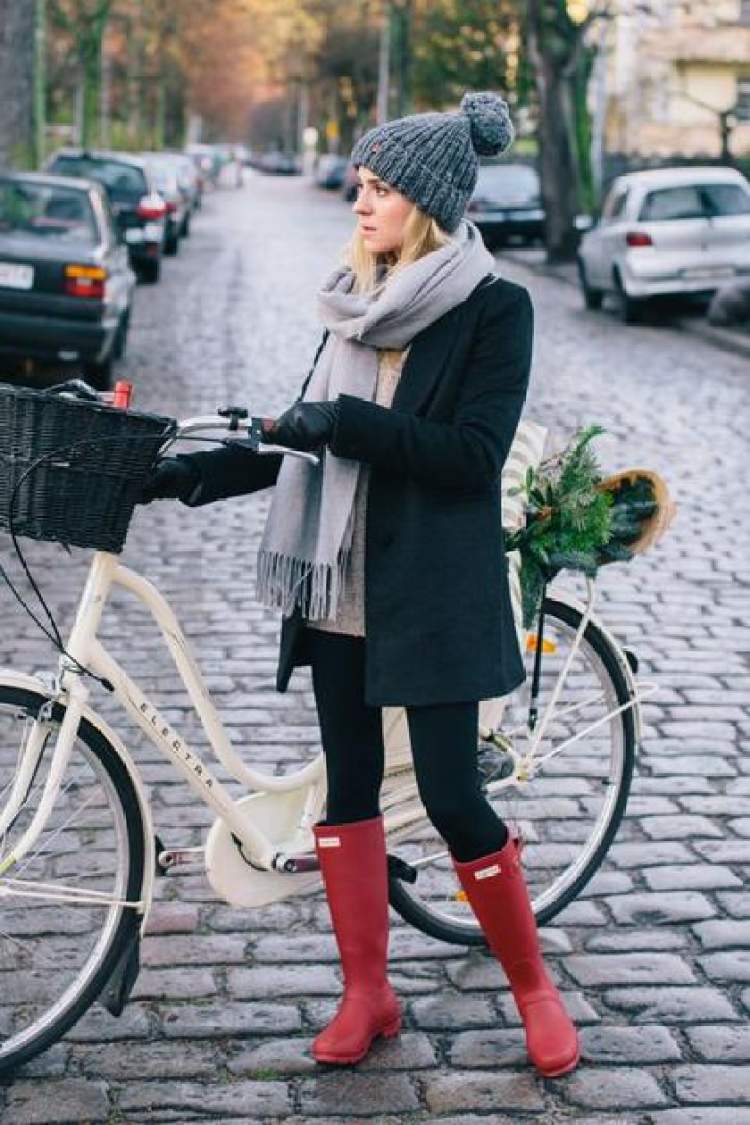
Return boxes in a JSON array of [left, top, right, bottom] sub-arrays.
[[182, 272, 533, 707]]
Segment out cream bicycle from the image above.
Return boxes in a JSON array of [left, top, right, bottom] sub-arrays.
[[0, 383, 655, 1073]]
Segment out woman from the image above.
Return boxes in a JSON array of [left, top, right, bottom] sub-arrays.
[[142, 91, 579, 1078]]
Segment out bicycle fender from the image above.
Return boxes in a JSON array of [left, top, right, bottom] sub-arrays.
[[543, 591, 645, 745], [0, 668, 156, 932]]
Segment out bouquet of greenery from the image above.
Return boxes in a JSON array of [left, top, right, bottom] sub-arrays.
[[505, 425, 676, 628]]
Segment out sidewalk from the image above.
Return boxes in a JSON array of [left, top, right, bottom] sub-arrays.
[[500, 247, 750, 363]]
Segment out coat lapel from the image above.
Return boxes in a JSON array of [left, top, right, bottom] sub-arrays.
[[392, 303, 465, 414]]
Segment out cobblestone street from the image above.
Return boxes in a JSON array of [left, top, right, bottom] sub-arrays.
[[1, 171, 749, 1124]]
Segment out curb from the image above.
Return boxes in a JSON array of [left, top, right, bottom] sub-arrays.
[[672, 317, 750, 363], [500, 249, 750, 362]]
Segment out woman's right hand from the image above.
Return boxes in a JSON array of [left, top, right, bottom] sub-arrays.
[[138, 457, 200, 504]]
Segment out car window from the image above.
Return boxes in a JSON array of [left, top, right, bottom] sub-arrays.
[[639, 186, 704, 221], [48, 156, 147, 202], [700, 183, 750, 217], [602, 187, 628, 221], [474, 164, 540, 201], [0, 180, 98, 244]]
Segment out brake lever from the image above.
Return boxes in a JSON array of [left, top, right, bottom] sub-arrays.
[[230, 416, 320, 466]]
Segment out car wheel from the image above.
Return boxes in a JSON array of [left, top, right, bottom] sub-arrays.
[[577, 258, 604, 310], [138, 259, 161, 284], [613, 269, 643, 325]]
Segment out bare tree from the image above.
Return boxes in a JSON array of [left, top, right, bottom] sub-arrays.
[[49, 0, 112, 148], [525, 0, 591, 262], [0, 0, 35, 167]]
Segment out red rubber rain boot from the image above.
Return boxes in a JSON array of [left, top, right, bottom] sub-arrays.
[[452, 834, 580, 1077], [312, 815, 402, 1065]]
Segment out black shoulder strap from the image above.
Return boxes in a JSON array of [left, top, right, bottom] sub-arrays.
[[297, 328, 330, 402]]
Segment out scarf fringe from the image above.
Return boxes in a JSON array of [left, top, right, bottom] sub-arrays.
[[256, 547, 350, 621]]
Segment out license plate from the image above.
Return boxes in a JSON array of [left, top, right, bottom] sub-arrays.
[[0, 262, 33, 289], [124, 228, 144, 243], [684, 266, 734, 280]]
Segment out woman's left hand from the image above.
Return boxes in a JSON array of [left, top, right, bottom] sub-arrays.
[[261, 401, 339, 452]]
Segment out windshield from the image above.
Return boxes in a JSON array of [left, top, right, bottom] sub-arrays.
[[474, 164, 540, 202], [48, 156, 147, 202], [0, 180, 97, 244]]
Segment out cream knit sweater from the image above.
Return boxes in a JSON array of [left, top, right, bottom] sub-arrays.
[[308, 344, 411, 637]]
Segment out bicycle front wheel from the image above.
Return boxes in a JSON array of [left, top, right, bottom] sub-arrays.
[[388, 595, 637, 944], [0, 683, 146, 1075]]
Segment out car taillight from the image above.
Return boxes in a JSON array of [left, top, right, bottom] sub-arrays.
[[64, 264, 107, 298], [626, 230, 653, 247], [137, 194, 167, 220]]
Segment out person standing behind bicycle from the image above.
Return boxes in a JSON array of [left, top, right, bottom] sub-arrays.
[[141, 91, 580, 1078]]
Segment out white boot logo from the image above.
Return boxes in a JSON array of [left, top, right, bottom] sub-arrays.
[[474, 864, 501, 880], [318, 836, 342, 848]]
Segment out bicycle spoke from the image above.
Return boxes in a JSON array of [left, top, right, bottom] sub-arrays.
[[0, 686, 139, 1068]]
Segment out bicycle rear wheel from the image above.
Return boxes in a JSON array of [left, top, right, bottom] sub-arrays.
[[0, 683, 146, 1074], [388, 596, 637, 944]]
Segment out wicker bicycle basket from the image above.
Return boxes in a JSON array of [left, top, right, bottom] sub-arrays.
[[0, 383, 175, 553]]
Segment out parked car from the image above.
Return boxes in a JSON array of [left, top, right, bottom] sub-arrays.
[[185, 143, 222, 187], [0, 172, 135, 389], [170, 152, 202, 215], [142, 152, 190, 253], [577, 165, 750, 323], [315, 154, 349, 190], [45, 149, 167, 284], [256, 151, 300, 175], [467, 162, 545, 247], [342, 161, 359, 202]]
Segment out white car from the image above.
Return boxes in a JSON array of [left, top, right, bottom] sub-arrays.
[[577, 166, 750, 322]]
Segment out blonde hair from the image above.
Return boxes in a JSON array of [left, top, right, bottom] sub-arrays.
[[342, 203, 455, 294]]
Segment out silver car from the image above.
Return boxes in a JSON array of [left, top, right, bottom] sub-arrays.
[[577, 166, 750, 322]]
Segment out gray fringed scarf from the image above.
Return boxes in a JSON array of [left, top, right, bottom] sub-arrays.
[[256, 218, 495, 621]]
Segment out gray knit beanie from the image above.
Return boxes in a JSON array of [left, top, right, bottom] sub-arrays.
[[350, 91, 514, 234]]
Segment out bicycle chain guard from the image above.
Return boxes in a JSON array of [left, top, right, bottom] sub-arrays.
[[205, 789, 322, 907]]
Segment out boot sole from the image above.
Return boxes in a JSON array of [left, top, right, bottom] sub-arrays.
[[313, 1016, 402, 1066]]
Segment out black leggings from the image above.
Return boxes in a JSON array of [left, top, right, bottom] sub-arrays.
[[307, 630, 508, 863]]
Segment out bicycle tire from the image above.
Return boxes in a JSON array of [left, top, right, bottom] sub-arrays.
[[388, 596, 637, 945], [0, 683, 146, 1075]]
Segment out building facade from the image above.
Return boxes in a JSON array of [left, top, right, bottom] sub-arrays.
[[602, 0, 750, 159]]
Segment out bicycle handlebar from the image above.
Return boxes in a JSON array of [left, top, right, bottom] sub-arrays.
[[47, 381, 320, 467], [166, 411, 320, 466]]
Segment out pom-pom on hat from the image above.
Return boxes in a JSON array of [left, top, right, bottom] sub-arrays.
[[350, 91, 514, 234]]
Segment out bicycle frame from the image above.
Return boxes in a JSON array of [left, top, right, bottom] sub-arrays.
[[0, 550, 326, 888], [0, 552, 659, 891]]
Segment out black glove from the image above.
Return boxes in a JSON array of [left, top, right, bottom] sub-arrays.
[[261, 401, 338, 453], [138, 457, 200, 504]]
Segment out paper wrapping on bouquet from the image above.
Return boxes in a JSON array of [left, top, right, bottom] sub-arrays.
[[382, 419, 548, 778], [595, 467, 677, 559]]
